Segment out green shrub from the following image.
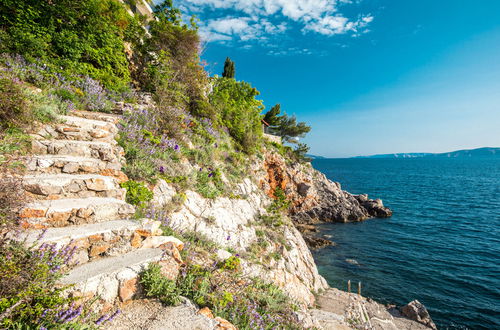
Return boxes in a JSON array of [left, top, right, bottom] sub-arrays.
[[219, 256, 240, 271], [120, 180, 153, 206], [0, 77, 27, 129], [195, 169, 224, 199], [209, 77, 263, 153], [0, 240, 99, 328], [268, 187, 290, 214], [140, 263, 181, 305], [0, 0, 133, 91]]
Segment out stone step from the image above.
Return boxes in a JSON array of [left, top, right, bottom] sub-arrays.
[[22, 219, 182, 266], [23, 174, 125, 200], [60, 115, 118, 134], [60, 248, 168, 305], [32, 123, 113, 142], [24, 155, 123, 176], [19, 197, 135, 228], [25, 220, 139, 264], [68, 110, 122, 124], [31, 140, 123, 163]]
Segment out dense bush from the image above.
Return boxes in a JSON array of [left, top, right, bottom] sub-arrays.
[[0, 0, 134, 91], [210, 77, 264, 153], [0, 77, 27, 129], [129, 1, 213, 119]]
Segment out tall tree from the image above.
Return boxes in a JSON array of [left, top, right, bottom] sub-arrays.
[[222, 57, 235, 78], [263, 104, 281, 126], [276, 114, 311, 143]]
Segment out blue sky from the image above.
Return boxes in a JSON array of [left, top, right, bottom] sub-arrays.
[[169, 0, 500, 157]]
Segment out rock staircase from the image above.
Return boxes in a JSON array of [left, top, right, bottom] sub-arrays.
[[17, 110, 183, 311]]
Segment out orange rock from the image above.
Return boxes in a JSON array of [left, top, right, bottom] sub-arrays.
[[119, 278, 138, 302], [130, 232, 142, 248], [89, 243, 110, 257], [49, 211, 72, 225], [215, 317, 237, 330], [85, 178, 107, 191], [89, 130, 109, 139], [157, 258, 180, 281], [19, 208, 47, 218], [161, 242, 183, 264], [135, 229, 153, 237], [62, 127, 80, 132], [71, 238, 90, 249], [100, 169, 128, 183], [88, 234, 103, 243], [19, 221, 47, 229], [77, 208, 93, 219], [198, 307, 214, 319]]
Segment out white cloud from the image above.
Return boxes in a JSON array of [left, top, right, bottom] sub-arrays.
[[304, 14, 373, 35], [177, 0, 374, 44]]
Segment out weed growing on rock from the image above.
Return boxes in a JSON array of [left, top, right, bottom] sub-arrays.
[[219, 256, 241, 271], [120, 180, 154, 206]]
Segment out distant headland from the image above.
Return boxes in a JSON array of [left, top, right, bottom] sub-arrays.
[[352, 147, 500, 159]]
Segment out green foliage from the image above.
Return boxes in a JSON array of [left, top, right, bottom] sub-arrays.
[[195, 169, 224, 199], [222, 57, 235, 79], [0, 77, 27, 129], [219, 256, 241, 271], [293, 143, 312, 163], [140, 260, 300, 329], [140, 263, 181, 305], [275, 114, 311, 144], [0, 0, 134, 90], [0, 240, 92, 328], [268, 187, 291, 213], [210, 77, 264, 153], [180, 230, 221, 252], [120, 180, 153, 206], [130, 1, 211, 118], [262, 104, 281, 127]]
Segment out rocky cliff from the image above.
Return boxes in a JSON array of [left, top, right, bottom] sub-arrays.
[[259, 152, 392, 248]]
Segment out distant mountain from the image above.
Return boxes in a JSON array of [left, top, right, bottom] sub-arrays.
[[354, 147, 500, 159], [306, 154, 326, 159]]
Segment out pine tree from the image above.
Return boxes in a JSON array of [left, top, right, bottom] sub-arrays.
[[222, 57, 235, 78], [263, 104, 281, 126]]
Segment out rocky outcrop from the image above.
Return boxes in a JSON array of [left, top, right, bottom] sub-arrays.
[[261, 152, 392, 225], [399, 300, 437, 330], [314, 288, 435, 329]]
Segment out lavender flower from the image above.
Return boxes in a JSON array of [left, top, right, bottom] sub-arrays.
[[95, 314, 108, 325]]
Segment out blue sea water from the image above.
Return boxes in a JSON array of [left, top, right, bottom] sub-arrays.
[[311, 158, 500, 329]]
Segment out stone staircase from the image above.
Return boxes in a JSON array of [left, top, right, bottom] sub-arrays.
[[17, 110, 183, 311]]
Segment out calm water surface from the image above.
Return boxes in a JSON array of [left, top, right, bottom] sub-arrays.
[[311, 158, 500, 329]]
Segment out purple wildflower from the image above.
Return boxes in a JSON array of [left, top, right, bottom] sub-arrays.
[[95, 314, 108, 325], [106, 310, 121, 322]]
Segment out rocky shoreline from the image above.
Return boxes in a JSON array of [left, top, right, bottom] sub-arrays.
[[262, 152, 393, 248], [261, 152, 438, 329]]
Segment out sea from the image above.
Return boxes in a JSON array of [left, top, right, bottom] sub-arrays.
[[311, 157, 500, 329]]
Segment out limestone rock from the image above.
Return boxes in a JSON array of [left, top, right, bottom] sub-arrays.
[[215, 249, 232, 261], [400, 300, 437, 329], [151, 179, 176, 207]]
